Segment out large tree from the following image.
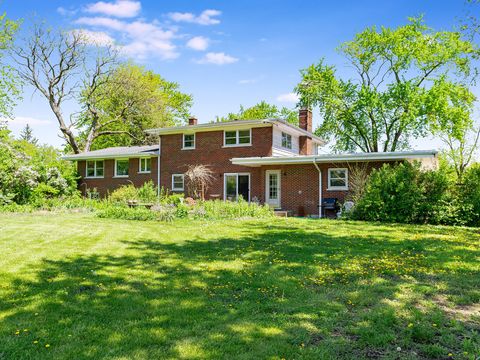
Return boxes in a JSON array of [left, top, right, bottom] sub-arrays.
[[217, 100, 298, 125], [77, 63, 192, 150], [295, 17, 477, 153]]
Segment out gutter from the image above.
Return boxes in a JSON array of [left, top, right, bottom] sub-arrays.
[[157, 137, 161, 197]]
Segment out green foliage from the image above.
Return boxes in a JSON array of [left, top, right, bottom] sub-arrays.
[[295, 17, 478, 152], [191, 199, 274, 220], [96, 206, 158, 221], [217, 100, 298, 125], [108, 181, 159, 203], [459, 164, 480, 226], [352, 162, 449, 224], [78, 63, 193, 150]]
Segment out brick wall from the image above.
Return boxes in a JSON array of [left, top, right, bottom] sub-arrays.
[[77, 158, 158, 197], [160, 126, 272, 200]]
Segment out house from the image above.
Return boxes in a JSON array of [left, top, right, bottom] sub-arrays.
[[63, 109, 438, 217]]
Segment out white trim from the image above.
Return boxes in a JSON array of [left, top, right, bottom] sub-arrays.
[[172, 174, 185, 191], [223, 128, 252, 147], [265, 170, 281, 209], [138, 157, 152, 173], [182, 133, 196, 150], [114, 159, 129, 178], [231, 150, 438, 167], [327, 168, 348, 191], [85, 160, 104, 179], [63, 152, 158, 161], [223, 173, 251, 202], [157, 137, 161, 197]]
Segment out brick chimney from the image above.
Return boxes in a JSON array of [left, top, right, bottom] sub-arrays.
[[188, 117, 198, 126], [298, 108, 312, 155], [298, 108, 312, 132]]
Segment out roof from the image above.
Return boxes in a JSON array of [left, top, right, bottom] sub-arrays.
[[62, 145, 159, 160], [145, 118, 325, 145], [231, 150, 438, 167]]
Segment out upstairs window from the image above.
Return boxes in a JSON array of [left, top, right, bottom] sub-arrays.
[[139, 158, 151, 173], [281, 132, 292, 149], [86, 160, 104, 178], [328, 168, 348, 190], [172, 174, 184, 191], [224, 129, 251, 146], [183, 133, 195, 149], [115, 159, 129, 177]]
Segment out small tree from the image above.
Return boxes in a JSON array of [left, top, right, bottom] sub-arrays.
[[19, 124, 38, 145], [345, 162, 370, 203], [185, 164, 214, 200]]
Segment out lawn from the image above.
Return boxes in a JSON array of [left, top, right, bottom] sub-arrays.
[[0, 213, 479, 360]]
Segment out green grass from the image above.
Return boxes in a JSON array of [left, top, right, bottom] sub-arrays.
[[0, 213, 479, 360]]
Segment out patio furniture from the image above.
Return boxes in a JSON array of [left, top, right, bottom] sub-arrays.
[[320, 198, 339, 218]]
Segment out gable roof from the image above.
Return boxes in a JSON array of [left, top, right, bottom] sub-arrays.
[[145, 118, 325, 145], [62, 145, 159, 161]]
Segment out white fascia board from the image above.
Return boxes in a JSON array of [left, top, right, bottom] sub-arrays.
[[146, 120, 272, 135], [62, 152, 159, 161]]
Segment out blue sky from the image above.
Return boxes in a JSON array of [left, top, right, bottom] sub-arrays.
[[3, 0, 471, 148]]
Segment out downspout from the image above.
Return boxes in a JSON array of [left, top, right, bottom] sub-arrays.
[[312, 159, 322, 218], [157, 136, 161, 198]]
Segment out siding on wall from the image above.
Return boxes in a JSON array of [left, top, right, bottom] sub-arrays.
[[271, 126, 299, 156]]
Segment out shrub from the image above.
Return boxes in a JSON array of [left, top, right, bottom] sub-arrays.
[[96, 206, 158, 221], [137, 181, 157, 203], [109, 184, 139, 203], [459, 164, 480, 226], [191, 198, 274, 220], [352, 162, 449, 224], [151, 204, 176, 222]]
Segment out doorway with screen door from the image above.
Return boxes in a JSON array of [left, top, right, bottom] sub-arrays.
[[224, 173, 250, 201], [265, 170, 281, 209]]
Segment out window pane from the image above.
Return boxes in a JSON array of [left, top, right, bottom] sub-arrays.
[[226, 175, 237, 201], [269, 173, 278, 200], [330, 178, 346, 187], [184, 134, 194, 148], [116, 160, 129, 176], [225, 131, 236, 145], [144, 158, 151, 172], [238, 175, 249, 201], [173, 175, 184, 189], [282, 133, 292, 149], [96, 161, 104, 177], [238, 130, 250, 144], [330, 169, 346, 179]]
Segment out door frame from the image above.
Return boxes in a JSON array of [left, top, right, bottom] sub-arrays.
[[224, 173, 251, 202], [265, 169, 281, 209]]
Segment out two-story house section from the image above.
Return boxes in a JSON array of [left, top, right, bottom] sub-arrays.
[[63, 109, 438, 216]]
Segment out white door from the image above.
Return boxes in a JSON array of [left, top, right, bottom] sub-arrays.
[[265, 170, 281, 208]]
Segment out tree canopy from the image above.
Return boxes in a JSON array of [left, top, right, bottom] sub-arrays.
[[77, 63, 193, 150], [217, 101, 298, 125], [295, 17, 478, 153]]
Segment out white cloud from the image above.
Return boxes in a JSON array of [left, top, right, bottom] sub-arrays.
[[276, 92, 300, 103], [85, 0, 141, 18], [3, 116, 52, 127], [75, 17, 178, 60], [186, 36, 209, 51], [57, 7, 77, 16], [195, 52, 238, 65], [72, 29, 115, 46], [169, 9, 221, 25], [238, 75, 265, 85]]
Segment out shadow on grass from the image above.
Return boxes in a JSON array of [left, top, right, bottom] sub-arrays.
[[1, 220, 479, 359]]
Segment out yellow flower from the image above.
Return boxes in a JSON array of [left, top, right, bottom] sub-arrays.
[[33, 340, 38, 344], [432, 323, 437, 327], [45, 344, 50, 348], [448, 353, 453, 357], [408, 323, 414, 328]]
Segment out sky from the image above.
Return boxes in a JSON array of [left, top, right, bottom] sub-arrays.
[[2, 0, 475, 149]]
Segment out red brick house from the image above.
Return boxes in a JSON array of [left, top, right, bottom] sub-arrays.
[[63, 109, 438, 217]]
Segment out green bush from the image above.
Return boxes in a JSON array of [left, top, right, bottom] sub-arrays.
[[352, 162, 449, 224], [137, 181, 157, 202], [192, 199, 274, 220], [96, 206, 158, 221], [459, 164, 480, 226], [109, 184, 139, 203]]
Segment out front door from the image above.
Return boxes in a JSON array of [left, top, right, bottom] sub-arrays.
[[265, 170, 281, 208]]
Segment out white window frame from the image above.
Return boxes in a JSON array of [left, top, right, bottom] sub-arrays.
[[223, 129, 252, 147], [223, 173, 251, 202], [265, 169, 281, 208], [85, 160, 104, 179], [327, 168, 348, 190], [114, 159, 129, 178], [172, 174, 185, 191], [281, 132, 292, 149], [138, 157, 151, 174], [182, 133, 196, 150]]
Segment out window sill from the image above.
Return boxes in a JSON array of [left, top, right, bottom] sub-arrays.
[[113, 176, 129, 178], [181, 147, 195, 150], [85, 176, 104, 179], [327, 187, 348, 191], [171, 189, 184, 192], [138, 171, 151, 174], [222, 144, 252, 148]]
